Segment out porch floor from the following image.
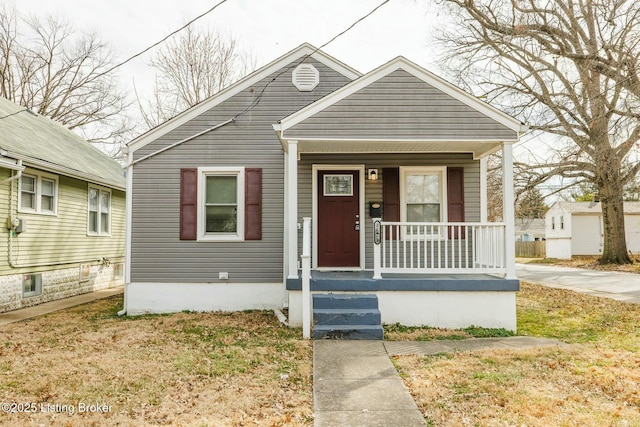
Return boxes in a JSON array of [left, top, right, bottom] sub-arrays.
[[286, 270, 519, 292]]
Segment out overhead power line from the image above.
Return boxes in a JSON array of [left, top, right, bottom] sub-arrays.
[[232, 0, 391, 120], [92, 0, 229, 82]]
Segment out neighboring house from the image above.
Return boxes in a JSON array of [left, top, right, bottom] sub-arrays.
[[546, 201, 640, 259], [515, 218, 546, 241], [125, 44, 527, 332], [0, 96, 126, 313]]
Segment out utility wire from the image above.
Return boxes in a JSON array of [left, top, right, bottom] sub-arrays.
[[91, 0, 228, 82], [232, 0, 391, 121]]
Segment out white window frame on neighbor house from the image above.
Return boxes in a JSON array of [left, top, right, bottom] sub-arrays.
[[197, 166, 245, 242], [87, 185, 112, 236], [18, 171, 58, 215], [399, 166, 448, 239]]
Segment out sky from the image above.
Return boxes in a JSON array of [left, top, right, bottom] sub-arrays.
[[13, 0, 443, 101]]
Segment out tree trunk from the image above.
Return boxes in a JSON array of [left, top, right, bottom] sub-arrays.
[[598, 176, 632, 264]]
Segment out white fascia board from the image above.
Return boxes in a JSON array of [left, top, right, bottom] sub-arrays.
[[279, 56, 527, 136], [128, 43, 361, 154]]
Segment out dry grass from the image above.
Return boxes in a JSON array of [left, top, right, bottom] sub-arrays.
[[0, 296, 313, 426], [394, 283, 640, 426]]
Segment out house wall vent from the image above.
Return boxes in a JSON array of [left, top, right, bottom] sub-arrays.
[[292, 63, 319, 91]]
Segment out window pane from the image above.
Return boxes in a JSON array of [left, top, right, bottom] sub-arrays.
[[41, 179, 55, 197], [22, 176, 35, 193], [21, 176, 35, 209], [206, 206, 237, 233], [89, 188, 98, 211], [100, 192, 110, 213], [41, 195, 54, 212], [324, 175, 353, 196], [206, 176, 237, 204], [21, 193, 35, 209], [406, 174, 439, 203], [101, 213, 109, 233], [407, 203, 440, 222], [89, 211, 98, 233]]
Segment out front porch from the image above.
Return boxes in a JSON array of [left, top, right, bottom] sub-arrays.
[[286, 270, 519, 292]]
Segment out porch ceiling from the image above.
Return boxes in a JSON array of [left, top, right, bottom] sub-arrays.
[[279, 136, 505, 159]]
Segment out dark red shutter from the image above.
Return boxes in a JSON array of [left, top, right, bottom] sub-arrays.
[[180, 168, 198, 240], [382, 168, 400, 240], [447, 167, 465, 238], [245, 168, 262, 240]]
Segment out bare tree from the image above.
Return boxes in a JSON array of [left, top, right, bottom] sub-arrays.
[[138, 26, 256, 128], [436, 0, 640, 264], [0, 6, 132, 152]]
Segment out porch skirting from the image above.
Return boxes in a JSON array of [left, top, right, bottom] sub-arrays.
[[288, 290, 517, 331]]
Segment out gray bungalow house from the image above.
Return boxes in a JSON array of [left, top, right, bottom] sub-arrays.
[[0, 96, 126, 313], [125, 44, 526, 335]]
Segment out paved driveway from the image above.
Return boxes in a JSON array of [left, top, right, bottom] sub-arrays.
[[516, 263, 640, 304]]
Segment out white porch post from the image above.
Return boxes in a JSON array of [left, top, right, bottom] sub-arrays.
[[502, 143, 517, 279], [480, 156, 488, 223], [287, 140, 299, 279]]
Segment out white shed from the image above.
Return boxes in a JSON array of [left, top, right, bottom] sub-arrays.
[[545, 202, 640, 259]]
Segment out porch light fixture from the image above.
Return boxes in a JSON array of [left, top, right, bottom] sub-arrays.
[[368, 169, 378, 181]]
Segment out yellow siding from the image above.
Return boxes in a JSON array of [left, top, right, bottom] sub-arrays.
[[0, 168, 125, 275]]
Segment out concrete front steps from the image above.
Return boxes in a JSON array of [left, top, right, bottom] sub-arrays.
[[312, 294, 384, 340]]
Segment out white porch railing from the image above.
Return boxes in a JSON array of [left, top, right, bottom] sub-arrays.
[[373, 220, 506, 278]]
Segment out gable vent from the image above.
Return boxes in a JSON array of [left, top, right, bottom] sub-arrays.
[[292, 63, 319, 91]]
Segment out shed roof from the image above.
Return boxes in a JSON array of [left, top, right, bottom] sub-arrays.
[[0, 96, 125, 190]]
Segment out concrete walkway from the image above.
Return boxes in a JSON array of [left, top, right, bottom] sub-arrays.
[[313, 336, 564, 427], [0, 287, 123, 326], [516, 263, 640, 303]]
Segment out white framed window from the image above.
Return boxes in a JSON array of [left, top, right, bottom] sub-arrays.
[[19, 172, 58, 215], [197, 167, 245, 242], [400, 166, 447, 238], [88, 185, 111, 236]]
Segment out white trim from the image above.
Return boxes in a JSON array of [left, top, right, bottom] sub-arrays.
[[18, 169, 59, 216], [87, 184, 113, 237], [312, 164, 365, 270], [125, 155, 133, 286], [128, 43, 361, 154], [480, 157, 488, 222], [287, 141, 299, 279], [502, 143, 517, 279], [196, 167, 245, 242], [279, 56, 527, 135]]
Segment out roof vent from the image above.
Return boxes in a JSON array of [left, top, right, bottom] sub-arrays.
[[292, 63, 319, 91]]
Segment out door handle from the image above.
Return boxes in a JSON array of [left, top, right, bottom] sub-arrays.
[[354, 220, 360, 231]]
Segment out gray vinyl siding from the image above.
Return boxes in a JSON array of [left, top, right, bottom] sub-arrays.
[[0, 167, 126, 275], [130, 59, 353, 283], [297, 153, 480, 269], [286, 69, 518, 141]]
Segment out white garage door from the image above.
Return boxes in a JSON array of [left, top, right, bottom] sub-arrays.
[[572, 215, 602, 255]]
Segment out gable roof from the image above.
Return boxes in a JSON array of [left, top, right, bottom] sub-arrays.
[[0, 96, 125, 190], [515, 218, 546, 236], [127, 43, 362, 154], [274, 57, 528, 156]]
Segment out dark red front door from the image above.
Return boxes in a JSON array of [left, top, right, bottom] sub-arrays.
[[317, 170, 360, 267]]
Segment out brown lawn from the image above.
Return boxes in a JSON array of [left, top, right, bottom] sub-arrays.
[[0, 297, 312, 426], [393, 283, 640, 426]]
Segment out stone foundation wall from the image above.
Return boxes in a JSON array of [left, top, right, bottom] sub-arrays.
[[0, 262, 124, 313]]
